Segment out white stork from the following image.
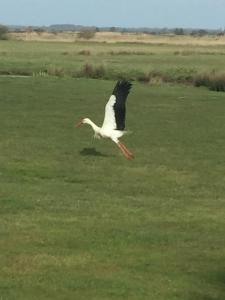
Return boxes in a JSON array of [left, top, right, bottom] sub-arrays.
[[76, 80, 134, 159]]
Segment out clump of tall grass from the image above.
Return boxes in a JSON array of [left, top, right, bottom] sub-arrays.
[[33, 70, 48, 77], [78, 50, 91, 56], [174, 50, 225, 56], [33, 67, 66, 77], [78, 30, 96, 40], [109, 50, 154, 56], [61, 51, 70, 56], [0, 69, 32, 76], [137, 68, 197, 85], [165, 67, 197, 83], [194, 72, 225, 91], [174, 50, 196, 56], [137, 71, 164, 84], [76, 63, 106, 79], [47, 67, 65, 77], [136, 73, 151, 83]]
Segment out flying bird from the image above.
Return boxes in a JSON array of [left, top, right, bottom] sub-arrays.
[[76, 80, 134, 159]]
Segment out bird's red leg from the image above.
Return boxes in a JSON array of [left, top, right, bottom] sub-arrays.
[[117, 142, 131, 159], [117, 141, 134, 160], [119, 142, 134, 158]]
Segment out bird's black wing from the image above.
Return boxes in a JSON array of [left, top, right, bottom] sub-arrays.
[[112, 80, 132, 130]]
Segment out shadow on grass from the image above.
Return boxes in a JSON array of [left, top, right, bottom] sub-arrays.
[[188, 269, 225, 300], [79, 147, 110, 157]]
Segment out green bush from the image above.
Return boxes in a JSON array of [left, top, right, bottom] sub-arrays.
[[0, 24, 8, 40], [174, 28, 184, 35], [194, 73, 225, 92]]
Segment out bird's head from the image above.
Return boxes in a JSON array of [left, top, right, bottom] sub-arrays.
[[75, 118, 89, 127]]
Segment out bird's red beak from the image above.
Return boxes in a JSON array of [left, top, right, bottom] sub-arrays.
[[75, 118, 84, 128]]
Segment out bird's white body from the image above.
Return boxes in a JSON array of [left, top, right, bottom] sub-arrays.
[[83, 117, 124, 143], [76, 81, 133, 159]]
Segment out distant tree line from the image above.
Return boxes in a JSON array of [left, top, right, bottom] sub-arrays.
[[5, 24, 225, 38]]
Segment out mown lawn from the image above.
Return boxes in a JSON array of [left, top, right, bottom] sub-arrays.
[[0, 77, 225, 299]]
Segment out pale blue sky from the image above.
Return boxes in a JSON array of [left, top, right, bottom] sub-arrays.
[[0, 0, 225, 29]]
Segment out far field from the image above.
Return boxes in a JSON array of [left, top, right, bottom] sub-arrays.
[[10, 31, 225, 45], [1, 34, 225, 86], [0, 35, 225, 299]]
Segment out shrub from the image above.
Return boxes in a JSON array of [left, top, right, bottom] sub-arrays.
[[191, 29, 208, 37], [0, 24, 8, 40], [78, 50, 91, 56], [194, 74, 211, 88], [76, 63, 106, 79], [194, 73, 225, 92], [137, 73, 150, 83], [78, 30, 96, 40], [174, 28, 184, 35], [34, 27, 45, 35], [137, 71, 166, 84], [80, 63, 94, 77], [47, 67, 65, 77]]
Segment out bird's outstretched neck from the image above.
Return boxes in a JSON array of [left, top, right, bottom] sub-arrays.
[[83, 118, 101, 134]]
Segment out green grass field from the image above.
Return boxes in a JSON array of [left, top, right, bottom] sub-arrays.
[[0, 75, 225, 299]]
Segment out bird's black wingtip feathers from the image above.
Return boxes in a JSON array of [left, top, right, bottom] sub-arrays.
[[112, 80, 132, 131], [112, 80, 132, 97]]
